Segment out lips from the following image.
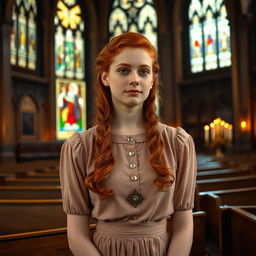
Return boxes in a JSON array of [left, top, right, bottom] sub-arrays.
[[126, 90, 142, 93]]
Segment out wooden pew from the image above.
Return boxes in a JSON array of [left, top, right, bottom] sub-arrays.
[[0, 186, 61, 199], [25, 172, 59, 179], [0, 228, 73, 256], [3, 177, 60, 186], [196, 175, 256, 192], [197, 168, 252, 180], [199, 187, 256, 255], [0, 212, 206, 256], [0, 199, 66, 235], [221, 206, 256, 256]]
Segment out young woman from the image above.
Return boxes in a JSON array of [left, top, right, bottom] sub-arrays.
[[60, 32, 197, 256]]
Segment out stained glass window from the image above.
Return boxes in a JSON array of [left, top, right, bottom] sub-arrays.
[[109, 0, 158, 49], [55, 0, 86, 139], [188, 0, 231, 73], [10, 0, 37, 70]]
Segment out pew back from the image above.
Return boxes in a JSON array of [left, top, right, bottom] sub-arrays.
[[196, 175, 256, 192], [0, 199, 66, 235], [0, 186, 61, 199]]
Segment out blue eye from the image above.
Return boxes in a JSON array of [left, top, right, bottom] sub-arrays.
[[118, 68, 130, 75], [139, 69, 150, 76]]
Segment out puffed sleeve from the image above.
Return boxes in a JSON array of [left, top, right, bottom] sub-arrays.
[[173, 127, 197, 211], [60, 132, 91, 215]]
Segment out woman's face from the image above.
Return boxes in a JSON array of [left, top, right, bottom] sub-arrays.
[[101, 47, 154, 110]]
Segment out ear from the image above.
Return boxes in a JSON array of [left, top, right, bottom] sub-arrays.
[[101, 72, 109, 87]]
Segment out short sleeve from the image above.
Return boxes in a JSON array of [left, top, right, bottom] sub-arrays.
[[59, 133, 91, 215], [173, 128, 197, 211]]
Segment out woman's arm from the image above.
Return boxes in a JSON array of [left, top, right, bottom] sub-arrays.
[[67, 214, 101, 256], [167, 210, 193, 256]]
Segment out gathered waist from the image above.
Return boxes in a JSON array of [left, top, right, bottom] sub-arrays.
[[95, 218, 168, 238]]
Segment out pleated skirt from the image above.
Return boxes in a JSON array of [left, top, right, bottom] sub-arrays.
[[93, 219, 170, 256]]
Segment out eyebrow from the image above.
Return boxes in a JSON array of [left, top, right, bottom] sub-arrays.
[[116, 63, 151, 68]]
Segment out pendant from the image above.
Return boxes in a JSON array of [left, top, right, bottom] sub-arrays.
[[126, 189, 144, 208]]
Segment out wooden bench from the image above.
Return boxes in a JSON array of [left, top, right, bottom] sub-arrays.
[[3, 178, 60, 186], [0, 212, 206, 256], [0, 199, 66, 235], [16, 141, 62, 162], [0, 228, 73, 256], [197, 168, 252, 180], [196, 175, 256, 192], [221, 206, 256, 256], [24, 172, 60, 179], [0, 186, 61, 199], [199, 187, 256, 255]]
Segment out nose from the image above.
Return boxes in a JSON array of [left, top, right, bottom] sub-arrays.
[[129, 71, 139, 86]]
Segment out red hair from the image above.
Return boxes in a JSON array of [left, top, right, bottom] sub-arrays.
[[85, 32, 174, 199]]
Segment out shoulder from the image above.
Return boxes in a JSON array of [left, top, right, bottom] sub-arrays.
[[64, 126, 97, 149], [159, 122, 192, 146]]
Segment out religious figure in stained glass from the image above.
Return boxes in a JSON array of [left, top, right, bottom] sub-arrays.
[[75, 30, 85, 79], [55, 26, 65, 77], [190, 15, 204, 72], [217, 4, 231, 67], [11, 0, 37, 70], [65, 29, 75, 78], [204, 9, 217, 70], [56, 79, 86, 140]]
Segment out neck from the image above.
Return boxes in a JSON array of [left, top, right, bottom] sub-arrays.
[[111, 104, 146, 135]]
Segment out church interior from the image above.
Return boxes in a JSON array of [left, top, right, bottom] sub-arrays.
[[0, 0, 255, 255]]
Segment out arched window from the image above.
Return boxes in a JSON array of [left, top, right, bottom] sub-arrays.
[[55, 0, 86, 140], [10, 0, 37, 70], [188, 0, 231, 73], [109, 0, 158, 49]]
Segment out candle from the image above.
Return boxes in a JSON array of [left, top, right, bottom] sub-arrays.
[[210, 123, 215, 141], [204, 125, 210, 144]]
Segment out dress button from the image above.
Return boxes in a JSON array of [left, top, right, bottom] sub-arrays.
[[128, 151, 135, 157], [130, 175, 138, 181], [127, 137, 134, 142], [129, 163, 136, 169]]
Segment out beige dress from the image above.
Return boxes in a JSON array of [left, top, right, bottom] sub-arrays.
[[60, 123, 197, 256]]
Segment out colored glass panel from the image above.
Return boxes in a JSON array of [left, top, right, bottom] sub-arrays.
[[56, 78, 86, 140], [11, 0, 37, 70], [17, 7, 27, 68], [189, 0, 204, 73], [28, 12, 36, 70], [203, 9, 218, 70], [75, 30, 85, 79], [10, 9, 17, 65], [55, 26, 65, 77], [217, 4, 231, 67]]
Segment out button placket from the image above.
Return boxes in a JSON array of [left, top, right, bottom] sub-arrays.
[[125, 138, 144, 207]]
